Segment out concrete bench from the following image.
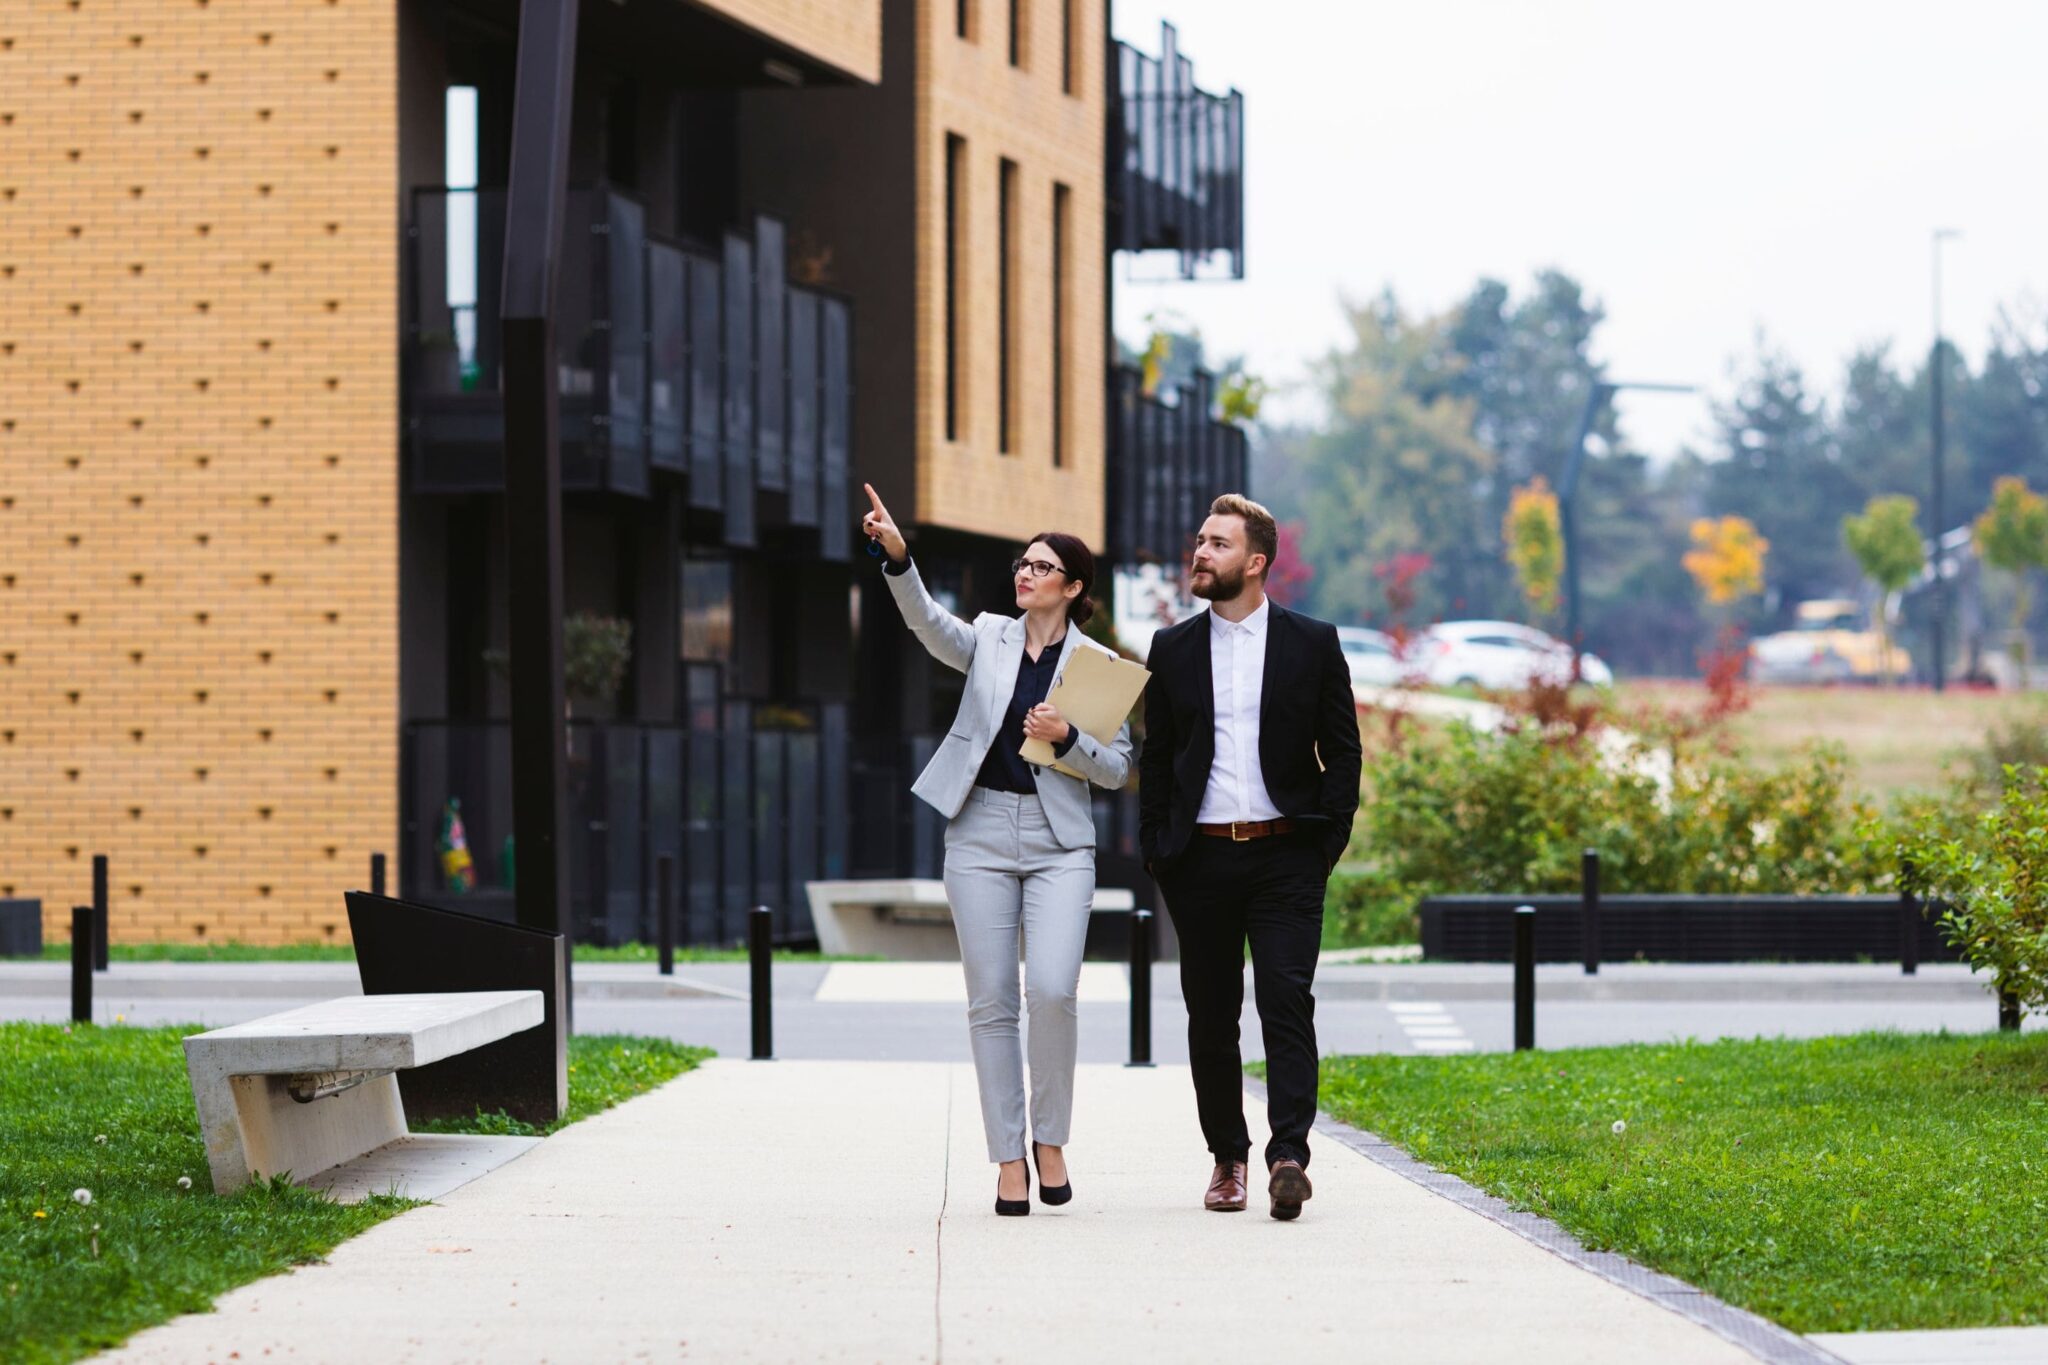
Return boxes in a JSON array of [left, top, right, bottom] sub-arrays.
[[805, 879, 1137, 960], [184, 990, 543, 1199]]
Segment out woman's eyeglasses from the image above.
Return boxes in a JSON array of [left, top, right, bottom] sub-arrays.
[[1011, 557, 1068, 581]]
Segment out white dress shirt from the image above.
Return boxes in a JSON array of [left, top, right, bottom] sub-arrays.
[[1196, 597, 1283, 825]]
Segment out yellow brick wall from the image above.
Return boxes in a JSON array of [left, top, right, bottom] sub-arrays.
[[0, 0, 399, 945], [914, 0, 1106, 549], [698, 0, 883, 85]]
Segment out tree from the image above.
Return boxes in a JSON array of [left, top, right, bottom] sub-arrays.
[[1705, 339, 1857, 614], [1683, 516, 1768, 606], [1840, 494, 1926, 683], [1973, 476, 2048, 671], [1502, 477, 1564, 618], [1292, 292, 1495, 625]]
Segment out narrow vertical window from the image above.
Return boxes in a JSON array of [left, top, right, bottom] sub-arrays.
[[957, 0, 971, 40], [945, 134, 966, 443], [1009, 0, 1023, 67], [999, 159, 1018, 455], [1052, 182, 1070, 468], [1061, 0, 1075, 93], [444, 86, 481, 389]]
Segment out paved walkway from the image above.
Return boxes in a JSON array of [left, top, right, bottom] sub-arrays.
[[102, 1061, 1767, 1364]]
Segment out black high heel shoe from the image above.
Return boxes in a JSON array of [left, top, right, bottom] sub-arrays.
[[996, 1161, 1031, 1217], [1032, 1143, 1073, 1207]]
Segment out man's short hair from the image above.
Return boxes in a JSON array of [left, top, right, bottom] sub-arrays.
[[1209, 493, 1278, 571]]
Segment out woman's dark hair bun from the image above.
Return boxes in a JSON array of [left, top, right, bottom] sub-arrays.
[[1069, 596, 1096, 627]]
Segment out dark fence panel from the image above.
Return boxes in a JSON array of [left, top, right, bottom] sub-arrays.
[[686, 249, 724, 510], [755, 215, 788, 493], [721, 233, 757, 546], [647, 239, 687, 473], [1419, 895, 1961, 964], [787, 289, 820, 528], [820, 297, 853, 561]]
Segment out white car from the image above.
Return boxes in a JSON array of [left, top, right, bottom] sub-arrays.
[[1336, 626, 1408, 688], [1413, 620, 1613, 690]]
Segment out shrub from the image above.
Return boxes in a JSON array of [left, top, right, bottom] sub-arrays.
[[1875, 767, 2048, 1017], [1349, 721, 1889, 913]]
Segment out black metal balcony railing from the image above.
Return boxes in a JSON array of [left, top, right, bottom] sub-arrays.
[[405, 186, 853, 558], [1110, 22, 1245, 279], [1106, 363, 1251, 565], [400, 707, 1147, 946]]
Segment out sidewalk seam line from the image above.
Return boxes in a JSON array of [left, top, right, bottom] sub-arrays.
[[1242, 1077, 1847, 1365]]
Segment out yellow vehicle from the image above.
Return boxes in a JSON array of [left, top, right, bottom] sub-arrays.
[[1751, 599, 1912, 684]]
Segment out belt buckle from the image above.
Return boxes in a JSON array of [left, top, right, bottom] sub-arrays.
[[1231, 821, 1252, 842]]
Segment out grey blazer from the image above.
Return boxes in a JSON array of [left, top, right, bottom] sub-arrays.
[[885, 559, 1135, 850]]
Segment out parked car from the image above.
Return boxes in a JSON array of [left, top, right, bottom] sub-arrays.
[[1336, 626, 1407, 689], [1413, 620, 1614, 690], [1751, 598, 1911, 684]]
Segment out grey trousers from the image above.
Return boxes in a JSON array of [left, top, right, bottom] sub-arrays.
[[943, 787, 1096, 1163]]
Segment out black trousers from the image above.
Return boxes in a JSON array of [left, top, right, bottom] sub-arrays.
[[1160, 828, 1327, 1170]]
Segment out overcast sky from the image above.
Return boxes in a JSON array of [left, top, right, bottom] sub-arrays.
[[1109, 0, 2048, 460]]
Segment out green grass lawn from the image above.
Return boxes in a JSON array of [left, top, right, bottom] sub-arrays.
[[31, 941, 866, 964], [0, 1022, 707, 1364], [1315, 1030, 2048, 1333]]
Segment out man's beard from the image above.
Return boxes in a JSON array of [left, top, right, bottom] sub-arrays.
[[1190, 562, 1246, 601]]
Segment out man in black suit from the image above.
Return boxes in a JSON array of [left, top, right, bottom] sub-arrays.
[[1140, 494, 1362, 1220]]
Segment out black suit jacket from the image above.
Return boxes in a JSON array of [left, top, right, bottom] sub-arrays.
[[1139, 601, 1364, 872]]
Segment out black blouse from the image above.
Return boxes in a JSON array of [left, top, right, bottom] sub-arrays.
[[884, 553, 1080, 793]]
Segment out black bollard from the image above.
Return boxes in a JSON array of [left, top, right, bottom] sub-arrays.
[[1127, 908, 1155, 1068], [92, 854, 109, 972], [749, 905, 774, 1060], [1999, 989, 2022, 1033], [370, 852, 387, 898], [71, 906, 94, 1024], [1513, 904, 1536, 1051], [1898, 869, 1919, 977], [1580, 848, 1599, 976], [656, 853, 675, 977]]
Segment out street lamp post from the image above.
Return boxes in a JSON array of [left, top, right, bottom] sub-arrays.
[[1929, 228, 1962, 693], [1558, 380, 1695, 675]]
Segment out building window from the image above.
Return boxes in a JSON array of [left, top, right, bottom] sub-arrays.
[[444, 87, 480, 384], [1062, 0, 1075, 93], [999, 158, 1018, 455], [1009, 0, 1023, 67], [682, 558, 734, 664], [1052, 181, 1070, 468], [957, 0, 971, 40], [945, 133, 966, 443]]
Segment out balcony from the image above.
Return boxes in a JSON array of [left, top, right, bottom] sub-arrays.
[[1106, 363, 1250, 565], [404, 186, 853, 556], [1109, 22, 1245, 279]]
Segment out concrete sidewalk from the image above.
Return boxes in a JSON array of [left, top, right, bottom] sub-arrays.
[[101, 1061, 1777, 1364]]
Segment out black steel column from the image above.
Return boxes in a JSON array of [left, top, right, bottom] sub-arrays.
[[70, 906, 94, 1024], [1513, 904, 1535, 1051], [1580, 848, 1600, 976], [656, 853, 675, 976], [501, 0, 579, 1026], [1127, 907, 1155, 1067], [91, 854, 109, 971], [370, 852, 387, 898], [1898, 867, 1918, 977], [749, 906, 774, 1060]]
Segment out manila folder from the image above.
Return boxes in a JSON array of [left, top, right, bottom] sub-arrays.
[[1020, 648, 1151, 780]]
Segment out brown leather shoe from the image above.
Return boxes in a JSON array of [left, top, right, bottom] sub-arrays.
[[1204, 1160, 1249, 1212], [1268, 1159, 1312, 1220]]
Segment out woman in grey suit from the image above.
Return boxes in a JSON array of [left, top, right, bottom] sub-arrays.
[[862, 483, 1135, 1217]]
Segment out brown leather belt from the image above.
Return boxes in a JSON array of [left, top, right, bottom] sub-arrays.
[[1196, 818, 1298, 842]]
